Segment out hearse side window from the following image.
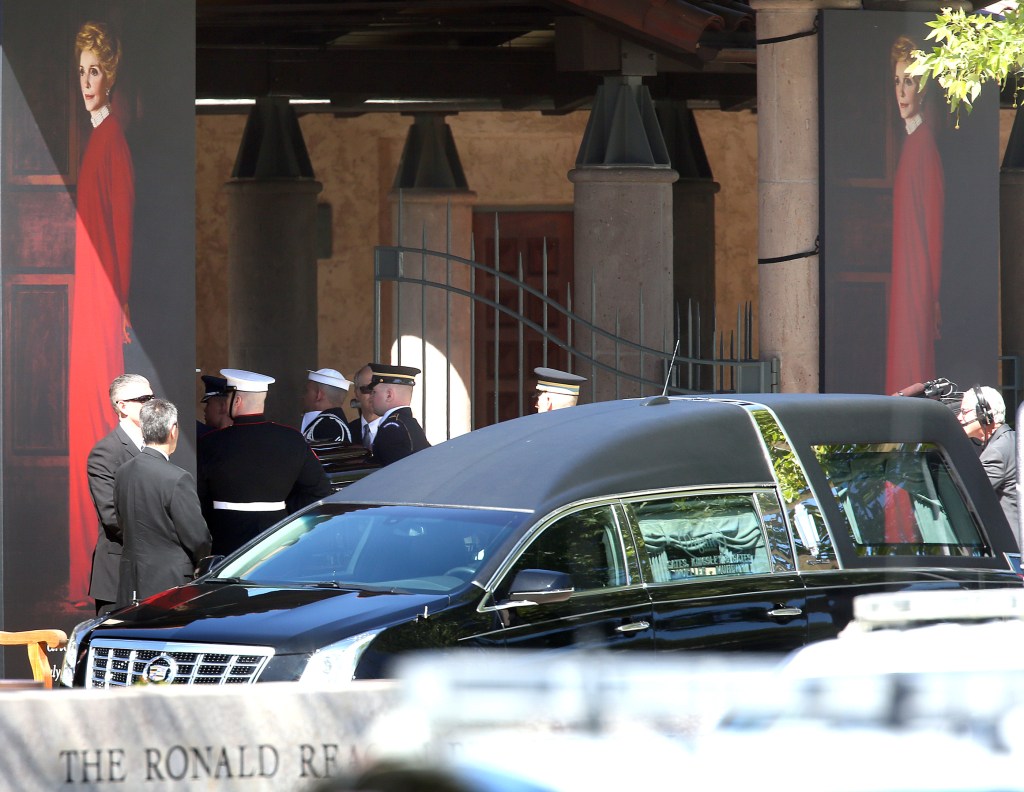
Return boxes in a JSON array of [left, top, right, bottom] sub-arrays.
[[631, 493, 770, 582], [749, 409, 838, 570], [503, 505, 628, 593], [754, 490, 797, 572], [812, 442, 989, 558]]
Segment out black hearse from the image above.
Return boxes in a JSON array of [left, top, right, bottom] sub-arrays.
[[63, 394, 1022, 687]]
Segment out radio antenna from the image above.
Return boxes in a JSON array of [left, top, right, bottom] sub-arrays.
[[661, 340, 680, 397]]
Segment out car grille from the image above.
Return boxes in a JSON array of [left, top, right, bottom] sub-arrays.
[[86, 639, 274, 688]]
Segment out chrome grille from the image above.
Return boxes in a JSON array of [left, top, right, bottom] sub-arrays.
[[87, 639, 274, 688]]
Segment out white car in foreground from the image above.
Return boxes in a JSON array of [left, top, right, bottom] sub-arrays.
[[713, 587, 1024, 754]]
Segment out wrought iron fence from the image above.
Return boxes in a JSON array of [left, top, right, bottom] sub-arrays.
[[373, 232, 778, 439]]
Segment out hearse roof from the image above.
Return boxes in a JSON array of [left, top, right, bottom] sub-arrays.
[[338, 393, 974, 517]]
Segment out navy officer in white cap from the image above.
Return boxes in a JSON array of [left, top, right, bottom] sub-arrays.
[[534, 367, 586, 412], [368, 363, 431, 466], [300, 367, 353, 444], [197, 369, 331, 556]]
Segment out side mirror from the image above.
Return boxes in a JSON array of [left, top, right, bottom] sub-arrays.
[[194, 555, 225, 579], [502, 569, 574, 607]]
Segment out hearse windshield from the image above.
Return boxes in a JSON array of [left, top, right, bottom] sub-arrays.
[[213, 504, 530, 594]]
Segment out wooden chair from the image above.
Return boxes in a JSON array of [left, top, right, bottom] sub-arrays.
[[0, 629, 68, 689]]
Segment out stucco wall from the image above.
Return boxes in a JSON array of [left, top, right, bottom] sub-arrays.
[[196, 108, 764, 385], [197, 112, 596, 380], [696, 109, 759, 355]]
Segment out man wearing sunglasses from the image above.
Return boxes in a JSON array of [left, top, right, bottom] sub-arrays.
[[348, 363, 381, 450], [85, 373, 154, 614]]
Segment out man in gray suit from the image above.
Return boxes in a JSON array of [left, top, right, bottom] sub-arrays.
[[114, 399, 211, 609], [959, 385, 1019, 538], [87, 374, 153, 614]]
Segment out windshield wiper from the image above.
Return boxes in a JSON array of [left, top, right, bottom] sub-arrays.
[[206, 576, 248, 585], [303, 581, 412, 594]]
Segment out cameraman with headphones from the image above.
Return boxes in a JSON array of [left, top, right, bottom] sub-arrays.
[[958, 385, 1018, 533]]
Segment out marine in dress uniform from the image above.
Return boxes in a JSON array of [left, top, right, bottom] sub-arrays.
[[368, 363, 431, 466], [301, 368, 353, 443], [197, 369, 332, 556], [534, 367, 586, 412]]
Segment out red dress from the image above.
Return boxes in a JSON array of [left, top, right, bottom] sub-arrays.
[[885, 119, 944, 394], [67, 112, 135, 603]]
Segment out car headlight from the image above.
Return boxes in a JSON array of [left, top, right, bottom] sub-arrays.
[[299, 629, 382, 686], [59, 615, 108, 687]]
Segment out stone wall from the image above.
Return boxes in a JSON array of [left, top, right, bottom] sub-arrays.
[[7, 682, 398, 790]]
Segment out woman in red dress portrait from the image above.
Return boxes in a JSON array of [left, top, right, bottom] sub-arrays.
[[883, 35, 944, 542], [884, 35, 944, 395], [67, 21, 135, 605]]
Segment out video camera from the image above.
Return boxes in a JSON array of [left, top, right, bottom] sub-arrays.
[[892, 377, 962, 411]]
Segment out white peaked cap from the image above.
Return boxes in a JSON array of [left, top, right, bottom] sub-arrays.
[[308, 368, 352, 390], [220, 369, 276, 392]]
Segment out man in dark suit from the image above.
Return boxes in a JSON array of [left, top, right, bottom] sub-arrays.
[[114, 399, 211, 608], [368, 363, 431, 466], [87, 374, 154, 614], [349, 363, 381, 449], [198, 369, 332, 556]]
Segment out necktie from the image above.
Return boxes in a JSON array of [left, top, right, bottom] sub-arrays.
[[362, 424, 372, 449]]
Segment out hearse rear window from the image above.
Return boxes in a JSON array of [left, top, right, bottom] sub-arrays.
[[812, 442, 988, 557], [632, 493, 771, 581]]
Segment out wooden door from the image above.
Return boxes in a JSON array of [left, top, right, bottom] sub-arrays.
[[472, 210, 573, 426]]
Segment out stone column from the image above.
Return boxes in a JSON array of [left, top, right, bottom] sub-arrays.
[[570, 76, 678, 403], [751, 0, 827, 393], [1001, 108, 1024, 398], [224, 98, 322, 425], [388, 115, 476, 443]]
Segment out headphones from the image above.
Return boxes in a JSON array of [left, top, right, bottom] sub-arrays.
[[973, 385, 995, 427]]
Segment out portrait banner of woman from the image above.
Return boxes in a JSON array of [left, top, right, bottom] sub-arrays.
[[820, 12, 999, 396], [884, 34, 944, 395], [67, 20, 136, 605], [0, 2, 195, 667]]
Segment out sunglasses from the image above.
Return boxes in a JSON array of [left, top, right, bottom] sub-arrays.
[[358, 385, 375, 394], [121, 394, 155, 404]]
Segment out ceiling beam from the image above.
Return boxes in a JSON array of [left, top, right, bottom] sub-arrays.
[[549, 0, 725, 56], [198, 47, 599, 101], [198, 46, 754, 103]]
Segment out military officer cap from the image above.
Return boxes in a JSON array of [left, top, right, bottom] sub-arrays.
[[369, 363, 421, 387], [200, 374, 231, 402], [220, 369, 275, 393], [308, 367, 352, 391], [535, 367, 586, 397]]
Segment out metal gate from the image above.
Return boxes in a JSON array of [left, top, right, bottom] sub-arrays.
[[374, 230, 778, 439]]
